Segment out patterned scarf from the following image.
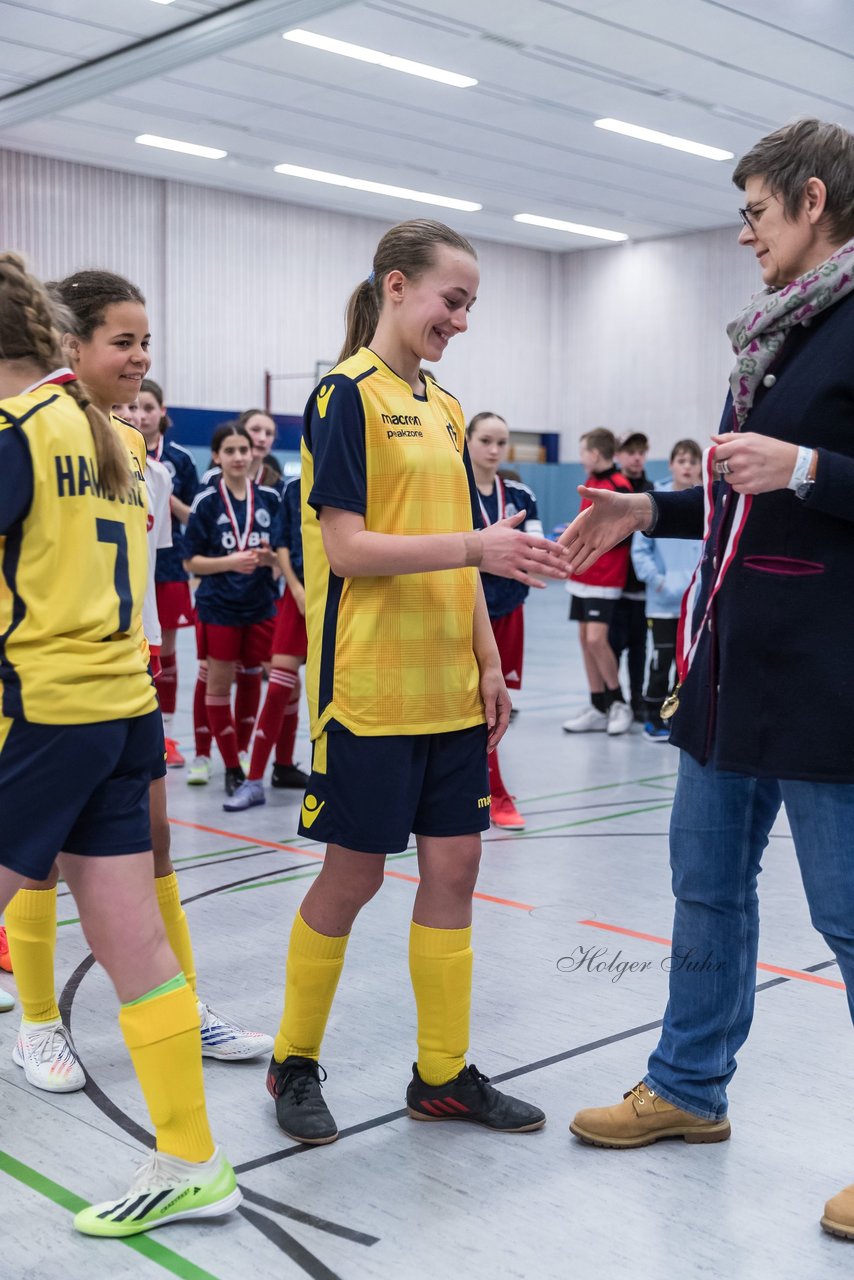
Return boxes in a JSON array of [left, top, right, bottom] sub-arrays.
[[726, 236, 854, 426]]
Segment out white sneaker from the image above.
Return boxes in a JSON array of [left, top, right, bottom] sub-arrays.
[[198, 999, 274, 1060], [563, 706, 608, 733], [13, 1017, 86, 1092], [74, 1146, 241, 1237], [606, 701, 634, 735], [187, 756, 211, 786], [0, 989, 14, 1012]]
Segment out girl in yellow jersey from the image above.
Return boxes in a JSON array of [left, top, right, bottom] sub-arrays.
[[267, 220, 568, 1143], [0, 254, 240, 1238], [5, 269, 273, 1095]]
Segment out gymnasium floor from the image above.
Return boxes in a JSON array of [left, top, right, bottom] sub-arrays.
[[1, 582, 851, 1280]]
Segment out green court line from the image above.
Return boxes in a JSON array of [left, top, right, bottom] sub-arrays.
[[0, 1149, 224, 1279], [510, 801, 673, 838], [520, 772, 677, 805], [225, 867, 324, 894], [58, 916, 80, 928], [171, 844, 260, 865]]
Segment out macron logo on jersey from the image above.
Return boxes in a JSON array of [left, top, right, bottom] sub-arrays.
[[316, 384, 334, 419], [383, 413, 423, 440]]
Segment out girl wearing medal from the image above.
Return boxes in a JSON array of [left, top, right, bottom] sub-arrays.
[[559, 118, 854, 1241], [465, 412, 543, 831], [138, 378, 200, 769], [183, 423, 281, 795]]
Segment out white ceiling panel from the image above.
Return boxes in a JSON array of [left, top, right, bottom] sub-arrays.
[[1, 0, 852, 250]]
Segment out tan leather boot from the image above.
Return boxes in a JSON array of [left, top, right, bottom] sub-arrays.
[[570, 1082, 731, 1148], [821, 1185, 854, 1239]]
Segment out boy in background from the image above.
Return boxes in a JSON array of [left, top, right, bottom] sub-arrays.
[[564, 429, 634, 735], [610, 431, 654, 722], [631, 439, 703, 740]]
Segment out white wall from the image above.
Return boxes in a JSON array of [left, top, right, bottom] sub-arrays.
[[559, 226, 761, 459], [1, 146, 766, 458], [0, 147, 557, 431]]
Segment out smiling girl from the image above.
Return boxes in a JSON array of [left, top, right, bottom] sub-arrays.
[[266, 219, 567, 1145]]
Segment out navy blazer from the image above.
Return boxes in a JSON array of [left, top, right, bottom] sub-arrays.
[[655, 289, 854, 782]]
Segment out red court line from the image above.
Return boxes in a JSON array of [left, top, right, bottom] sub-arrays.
[[169, 817, 533, 911], [169, 817, 323, 860], [579, 918, 846, 991]]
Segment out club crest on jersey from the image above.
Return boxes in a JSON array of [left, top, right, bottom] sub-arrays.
[[256, 508, 271, 528], [445, 423, 460, 452]]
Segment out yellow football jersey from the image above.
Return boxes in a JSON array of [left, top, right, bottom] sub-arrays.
[[302, 347, 484, 738], [0, 384, 156, 724]]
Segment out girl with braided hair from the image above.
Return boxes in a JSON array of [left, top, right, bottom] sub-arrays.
[[0, 252, 240, 1236], [5, 267, 274, 1095]]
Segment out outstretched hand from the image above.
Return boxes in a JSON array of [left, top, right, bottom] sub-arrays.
[[479, 509, 570, 587], [558, 487, 650, 576]]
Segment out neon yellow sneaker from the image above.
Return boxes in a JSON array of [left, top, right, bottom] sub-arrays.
[[74, 1146, 241, 1237]]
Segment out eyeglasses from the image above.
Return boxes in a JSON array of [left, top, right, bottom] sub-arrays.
[[738, 201, 768, 231]]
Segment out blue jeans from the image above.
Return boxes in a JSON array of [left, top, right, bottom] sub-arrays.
[[646, 751, 854, 1121]]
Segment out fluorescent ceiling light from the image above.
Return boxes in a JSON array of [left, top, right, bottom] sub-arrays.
[[148, 1, 177, 5], [594, 118, 734, 162], [283, 29, 477, 88], [136, 134, 227, 159], [274, 162, 481, 212], [514, 213, 627, 243]]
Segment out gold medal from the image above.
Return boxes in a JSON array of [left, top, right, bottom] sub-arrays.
[[660, 685, 681, 721]]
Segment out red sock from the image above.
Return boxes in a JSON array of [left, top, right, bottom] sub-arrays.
[[206, 695, 240, 768], [275, 677, 301, 766], [248, 669, 298, 780], [193, 666, 211, 759], [155, 651, 177, 716], [234, 666, 263, 754], [488, 747, 509, 803]]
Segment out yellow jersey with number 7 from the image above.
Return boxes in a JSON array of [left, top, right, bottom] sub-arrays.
[[0, 383, 156, 724]]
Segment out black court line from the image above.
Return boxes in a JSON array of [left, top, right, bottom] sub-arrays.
[[240, 1186, 379, 1246], [55, 845, 281, 899], [234, 954, 843, 1175], [238, 1205, 346, 1280]]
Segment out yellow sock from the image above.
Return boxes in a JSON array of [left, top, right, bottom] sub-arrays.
[[119, 975, 213, 1163], [155, 873, 197, 994], [409, 921, 472, 1086], [273, 910, 349, 1062], [4, 888, 60, 1022]]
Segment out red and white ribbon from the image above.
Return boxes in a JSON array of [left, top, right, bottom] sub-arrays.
[[22, 367, 76, 394], [219, 477, 255, 550], [477, 475, 506, 528], [674, 445, 752, 690]]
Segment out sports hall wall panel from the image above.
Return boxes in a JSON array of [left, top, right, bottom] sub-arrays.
[[559, 227, 760, 457], [0, 147, 556, 434]]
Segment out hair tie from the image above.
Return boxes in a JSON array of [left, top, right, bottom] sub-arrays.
[[367, 271, 376, 285]]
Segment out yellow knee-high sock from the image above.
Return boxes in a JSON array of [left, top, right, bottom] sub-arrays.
[[273, 910, 349, 1063], [4, 888, 60, 1022], [155, 873, 197, 994], [409, 922, 472, 1086], [119, 975, 214, 1163]]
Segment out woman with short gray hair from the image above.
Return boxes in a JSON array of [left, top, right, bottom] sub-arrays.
[[560, 117, 854, 1241]]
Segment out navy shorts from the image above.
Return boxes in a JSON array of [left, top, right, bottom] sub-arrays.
[[298, 723, 490, 854], [0, 711, 161, 880], [569, 595, 617, 625]]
